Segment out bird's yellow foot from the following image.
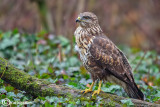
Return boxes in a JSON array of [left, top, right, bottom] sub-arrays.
[[92, 80, 102, 96], [81, 82, 95, 94], [92, 88, 101, 96], [81, 88, 92, 94]]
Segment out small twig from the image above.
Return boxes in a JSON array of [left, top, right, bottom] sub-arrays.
[[58, 44, 62, 62], [133, 51, 147, 72]]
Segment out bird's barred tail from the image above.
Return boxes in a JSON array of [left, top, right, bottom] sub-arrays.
[[125, 83, 144, 100]]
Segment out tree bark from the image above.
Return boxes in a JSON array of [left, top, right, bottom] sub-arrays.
[[0, 57, 159, 106], [31, 0, 55, 33]]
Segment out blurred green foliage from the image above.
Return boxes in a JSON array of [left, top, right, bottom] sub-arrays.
[[0, 30, 160, 106]]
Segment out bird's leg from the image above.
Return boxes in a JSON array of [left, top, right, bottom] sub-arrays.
[[81, 82, 95, 94], [92, 80, 102, 96]]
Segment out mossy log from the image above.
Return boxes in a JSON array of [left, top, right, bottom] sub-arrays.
[[0, 57, 159, 106]]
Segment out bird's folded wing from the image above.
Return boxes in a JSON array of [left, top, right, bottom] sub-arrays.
[[89, 36, 134, 84]]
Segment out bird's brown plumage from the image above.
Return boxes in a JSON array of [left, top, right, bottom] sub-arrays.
[[74, 12, 144, 100]]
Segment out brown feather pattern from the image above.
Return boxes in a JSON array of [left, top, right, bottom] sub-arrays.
[[74, 12, 144, 100]]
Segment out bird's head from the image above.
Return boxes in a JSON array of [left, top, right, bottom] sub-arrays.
[[76, 12, 99, 28]]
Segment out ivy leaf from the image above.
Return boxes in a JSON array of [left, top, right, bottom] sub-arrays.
[[121, 99, 134, 106], [58, 36, 69, 46], [6, 92, 16, 97], [0, 88, 7, 94], [102, 85, 121, 93], [0, 33, 20, 49]]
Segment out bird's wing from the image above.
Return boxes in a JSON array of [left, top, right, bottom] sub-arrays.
[[117, 48, 132, 73], [89, 36, 134, 84]]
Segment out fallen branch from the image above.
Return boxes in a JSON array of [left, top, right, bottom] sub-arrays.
[[0, 57, 159, 106]]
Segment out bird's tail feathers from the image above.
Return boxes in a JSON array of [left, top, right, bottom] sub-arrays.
[[125, 83, 145, 100]]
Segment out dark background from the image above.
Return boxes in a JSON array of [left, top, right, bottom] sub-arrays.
[[0, 0, 160, 52]]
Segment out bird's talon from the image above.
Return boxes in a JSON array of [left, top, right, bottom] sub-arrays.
[[91, 89, 101, 97], [81, 90, 85, 94], [81, 89, 92, 94]]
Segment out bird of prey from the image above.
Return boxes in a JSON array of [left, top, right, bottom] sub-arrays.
[[74, 12, 144, 100]]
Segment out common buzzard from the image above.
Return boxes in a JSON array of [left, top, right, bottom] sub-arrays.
[[74, 12, 144, 100]]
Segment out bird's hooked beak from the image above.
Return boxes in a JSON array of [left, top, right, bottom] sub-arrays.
[[76, 17, 81, 23]]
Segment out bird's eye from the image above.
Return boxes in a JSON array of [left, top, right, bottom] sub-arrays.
[[83, 16, 91, 19]]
